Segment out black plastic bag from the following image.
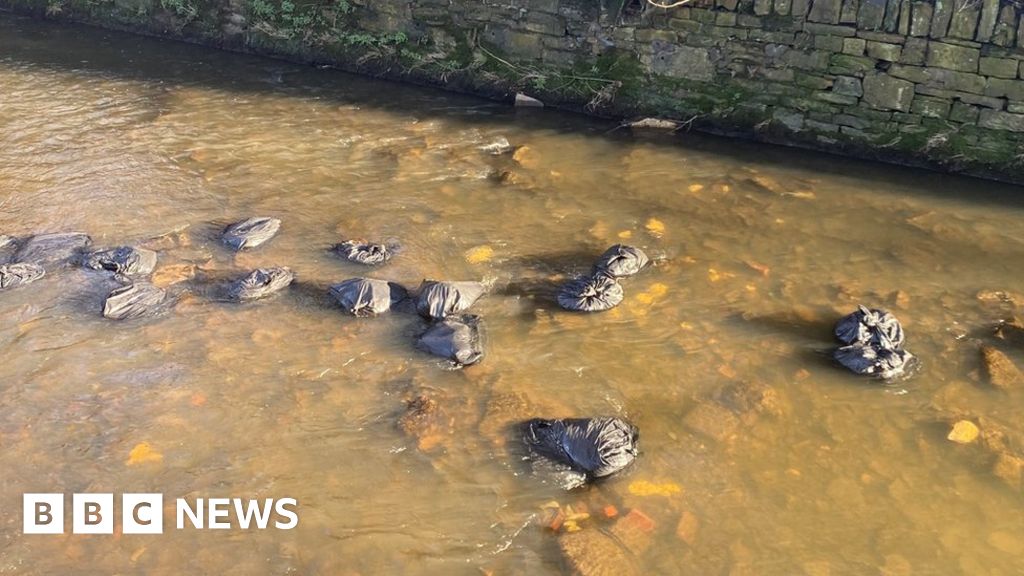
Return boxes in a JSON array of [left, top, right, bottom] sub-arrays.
[[415, 314, 484, 367], [557, 274, 624, 312], [334, 240, 394, 266], [103, 282, 166, 320], [82, 246, 157, 276], [329, 278, 407, 316], [222, 217, 281, 250], [592, 244, 649, 278], [834, 305, 905, 349], [833, 343, 915, 380], [227, 267, 294, 301], [13, 232, 91, 268], [523, 417, 638, 482], [415, 280, 484, 320], [0, 263, 45, 290]]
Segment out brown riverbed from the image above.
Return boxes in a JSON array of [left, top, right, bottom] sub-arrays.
[[1, 14, 1024, 576]]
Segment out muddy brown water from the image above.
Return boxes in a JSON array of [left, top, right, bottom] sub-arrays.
[[2, 14, 1024, 576]]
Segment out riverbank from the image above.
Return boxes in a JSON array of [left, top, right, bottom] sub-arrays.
[[3, 0, 1024, 183]]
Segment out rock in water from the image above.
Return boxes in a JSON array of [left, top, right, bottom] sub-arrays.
[[558, 528, 637, 576], [557, 275, 624, 312], [334, 240, 394, 266], [102, 283, 166, 320], [222, 217, 281, 250], [82, 246, 157, 276], [479, 137, 513, 155], [834, 305, 905, 348], [414, 280, 485, 320], [523, 417, 638, 485], [416, 315, 484, 367], [980, 345, 1024, 390], [329, 278, 407, 316], [0, 263, 45, 290], [833, 343, 915, 380], [227, 267, 294, 302], [514, 93, 544, 108], [13, 232, 91, 268], [592, 244, 649, 278]]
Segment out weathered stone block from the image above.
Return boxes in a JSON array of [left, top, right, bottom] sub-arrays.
[[979, 110, 1024, 132], [992, 5, 1017, 47], [772, 107, 805, 130], [930, 0, 953, 39], [829, 53, 875, 74], [843, 37, 866, 54], [957, 92, 1005, 109], [805, 22, 858, 36], [926, 41, 979, 72], [761, 67, 796, 81], [976, 0, 1000, 42], [947, 0, 979, 39], [792, 0, 811, 17], [816, 90, 860, 104], [718, 0, 741, 10], [834, 75, 865, 96], [893, 112, 923, 124], [899, 37, 927, 64], [949, 100, 981, 122], [809, 0, 843, 24], [840, 0, 859, 24], [775, 0, 792, 15], [650, 43, 716, 81], [889, 63, 930, 82], [795, 72, 834, 88], [835, 113, 871, 127], [1010, 102, 1024, 114], [716, 12, 738, 25], [910, 1, 932, 36], [863, 71, 915, 110], [635, 28, 680, 43], [911, 94, 952, 117], [928, 68, 987, 93], [985, 78, 1024, 100], [866, 41, 901, 60], [980, 57, 1019, 79], [809, 34, 839, 51], [883, 0, 902, 33], [669, 18, 702, 32], [784, 49, 831, 69], [737, 14, 762, 27], [898, 0, 912, 35], [755, 0, 773, 15], [857, 0, 887, 30], [857, 30, 907, 43]]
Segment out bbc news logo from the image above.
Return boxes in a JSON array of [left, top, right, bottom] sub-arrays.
[[24, 494, 298, 534]]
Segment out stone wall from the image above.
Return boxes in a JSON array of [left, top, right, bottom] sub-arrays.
[[4, 0, 1024, 181]]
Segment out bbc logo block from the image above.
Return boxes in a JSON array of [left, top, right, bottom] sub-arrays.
[[24, 493, 164, 534]]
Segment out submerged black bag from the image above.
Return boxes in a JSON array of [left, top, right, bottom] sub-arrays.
[[834, 305, 905, 349], [0, 263, 45, 290], [557, 274, 624, 312], [103, 282, 167, 320], [415, 315, 484, 367], [334, 240, 394, 266], [592, 244, 649, 279], [222, 217, 281, 250], [523, 417, 638, 480], [414, 280, 484, 320], [227, 267, 294, 302], [329, 278, 407, 316], [82, 246, 157, 276], [13, 232, 92, 268]]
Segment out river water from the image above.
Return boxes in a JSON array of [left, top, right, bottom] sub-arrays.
[[1, 14, 1023, 576]]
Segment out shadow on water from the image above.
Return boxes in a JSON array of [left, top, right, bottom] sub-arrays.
[[2, 13, 1024, 206]]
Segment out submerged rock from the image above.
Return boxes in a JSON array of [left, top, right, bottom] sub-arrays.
[[557, 274, 624, 312], [980, 345, 1024, 390], [328, 277, 407, 316], [397, 393, 453, 452], [102, 282, 166, 320], [523, 417, 638, 488], [13, 232, 91, 268], [558, 528, 637, 576], [593, 244, 649, 279], [222, 217, 281, 250], [834, 305, 905, 348], [479, 137, 513, 155], [0, 263, 45, 290], [82, 246, 157, 276], [334, 240, 394, 266], [415, 280, 485, 320], [833, 343, 915, 380], [227, 267, 294, 302], [416, 315, 484, 367]]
